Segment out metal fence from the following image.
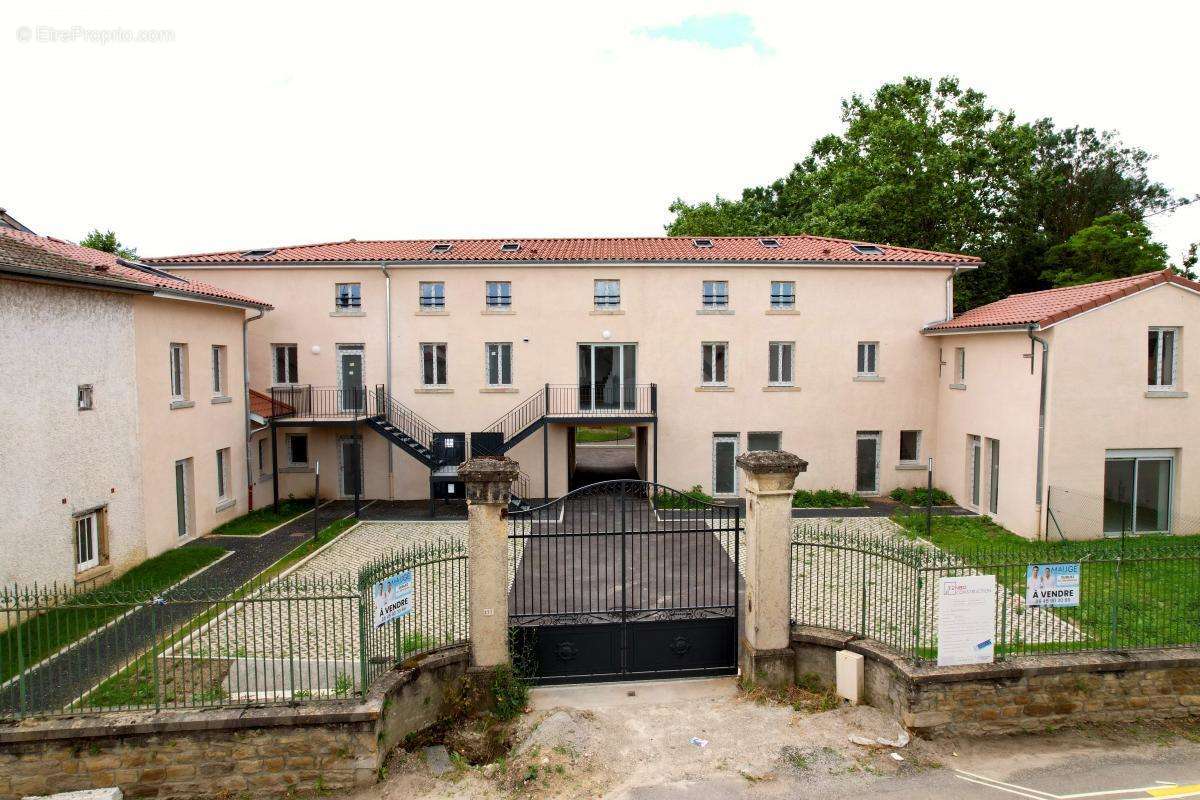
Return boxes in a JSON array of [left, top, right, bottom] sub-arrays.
[[791, 526, 1200, 663], [2, 542, 470, 719], [1048, 485, 1200, 540]]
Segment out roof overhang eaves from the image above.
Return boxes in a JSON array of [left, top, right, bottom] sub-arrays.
[[150, 289, 273, 311], [0, 262, 155, 295], [156, 258, 983, 270], [922, 323, 1040, 336]]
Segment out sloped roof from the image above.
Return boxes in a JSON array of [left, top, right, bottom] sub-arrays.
[[924, 270, 1200, 333], [148, 235, 982, 267], [0, 227, 271, 308], [249, 388, 292, 419]]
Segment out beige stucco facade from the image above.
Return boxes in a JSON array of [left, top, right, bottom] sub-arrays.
[[172, 262, 954, 503], [929, 281, 1200, 539]]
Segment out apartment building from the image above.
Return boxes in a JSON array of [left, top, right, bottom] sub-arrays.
[[0, 228, 271, 587], [152, 236, 976, 507]]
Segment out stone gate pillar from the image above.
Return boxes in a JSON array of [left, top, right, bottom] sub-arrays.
[[460, 455, 519, 669], [737, 450, 807, 687]]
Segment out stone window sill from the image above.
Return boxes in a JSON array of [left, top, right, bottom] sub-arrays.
[[949, 383, 967, 391], [330, 310, 366, 317], [480, 387, 519, 393], [75, 563, 112, 584], [215, 498, 236, 513], [763, 385, 801, 392], [697, 308, 734, 315], [765, 309, 801, 315], [1145, 390, 1188, 398], [415, 387, 454, 394], [695, 385, 733, 392], [482, 308, 514, 315], [211, 395, 233, 405], [896, 463, 927, 471], [169, 399, 195, 409], [853, 375, 884, 383], [415, 310, 448, 316], [590, 309, 624, 315]]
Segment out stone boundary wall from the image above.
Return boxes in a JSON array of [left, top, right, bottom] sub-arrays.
[[792, 626, 1200, 737], [0, 646, 469, 800]]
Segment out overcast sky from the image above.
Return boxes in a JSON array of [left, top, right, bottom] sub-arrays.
[[3, 1, 1197, 262]]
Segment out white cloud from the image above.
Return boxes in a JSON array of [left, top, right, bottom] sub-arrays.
[[1, 0, 1196, 263]]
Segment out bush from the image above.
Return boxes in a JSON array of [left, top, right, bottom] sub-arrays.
[[791, 489, 867, 508], [654, 485, 718, 509], [889, 486, 955, 506]]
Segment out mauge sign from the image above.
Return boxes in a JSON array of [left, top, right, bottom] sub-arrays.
[[1026, 563, 1081, 608]]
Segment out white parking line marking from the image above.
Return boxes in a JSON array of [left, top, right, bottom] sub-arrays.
[[954, 769, 1187, 800]]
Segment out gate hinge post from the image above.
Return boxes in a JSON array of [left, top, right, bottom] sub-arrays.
[[461, 456, 521, 670]]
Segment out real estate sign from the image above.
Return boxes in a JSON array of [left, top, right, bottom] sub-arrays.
[[937, 574, 996, 667], [372, 570, 414, 628], [1025, 563, 1080, 608]]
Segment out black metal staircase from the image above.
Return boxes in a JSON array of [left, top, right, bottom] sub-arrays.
[[365, 386, 441, 468]]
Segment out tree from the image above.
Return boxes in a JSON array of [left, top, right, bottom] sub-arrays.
[[667, 76, 1189, 310], [1174, 242, 1199, 281], [80, 229, 138, 260], [1040, 213, 1169, 286]]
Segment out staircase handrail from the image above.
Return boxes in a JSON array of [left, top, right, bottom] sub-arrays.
[[482, 389, 546, 442], [372, 385, 441, 454]]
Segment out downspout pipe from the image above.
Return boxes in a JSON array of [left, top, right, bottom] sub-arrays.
[[1028, 325, 1049, 538], [382, 263, 395, 499], [243, 307, 266, 509]]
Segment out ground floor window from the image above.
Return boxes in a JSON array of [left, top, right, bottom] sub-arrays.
[[899, 430, 921, 464], [216, 447, 231, 501], [968, 435, 982, 508], [987, 438, 1000, 514], [258, 438, 267, 475], [175, 458, 192, 537], [712, 434, 739, 495], [1104, 450, 1173, 535], [286, 433, 309, 466], [747, 431, 781, 452], [74, 510, 102, 572], [855, 431, 880, 493]]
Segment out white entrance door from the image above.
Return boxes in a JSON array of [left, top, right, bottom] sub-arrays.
[[713, 435, 739, 496]]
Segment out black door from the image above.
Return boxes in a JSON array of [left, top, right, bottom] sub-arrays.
[[508, 480, 740, 683]]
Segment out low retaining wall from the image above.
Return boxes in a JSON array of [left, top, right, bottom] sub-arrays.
[[0, 646, 469, 800], [792, 626, 1200, 737]]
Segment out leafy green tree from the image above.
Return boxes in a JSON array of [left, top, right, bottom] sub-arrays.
[[80, 229, 138, 260], [667, 76, 1189, 309], [1175, 242, 1199, 281], [1040, 213, 1169, 286]]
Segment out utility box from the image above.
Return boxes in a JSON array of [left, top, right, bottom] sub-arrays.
[[835, 650, 865, 705]]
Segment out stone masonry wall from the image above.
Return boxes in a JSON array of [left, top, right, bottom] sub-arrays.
[[0, 646, 469, 800], [792, 626, 1200, 737]]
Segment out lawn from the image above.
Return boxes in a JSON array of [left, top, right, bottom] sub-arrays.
[[209, 498, 313, 536], [575, 425, 633, 443], [1, 545, 225, 683], [891, 513, 1200, 653], [792, 489, 867, 508]]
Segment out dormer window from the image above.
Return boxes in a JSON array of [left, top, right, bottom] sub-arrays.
[[430, 243, 453, 254], [692, 238, 714, 249], [759, 238, 780, 248], [850, 244, 885, 256], [500, 242, 521, 253]]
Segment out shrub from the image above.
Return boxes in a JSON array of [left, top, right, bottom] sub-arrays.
[[791, 489, 867, 508], [889, 486, 955, 506], [654, 485, 718, 509]]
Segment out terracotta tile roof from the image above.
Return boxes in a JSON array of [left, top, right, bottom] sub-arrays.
[[249, 388, 291, 419], [925, 270, 1200, 332], [0, 227, 272, 309], [147, 235, 981, 266]]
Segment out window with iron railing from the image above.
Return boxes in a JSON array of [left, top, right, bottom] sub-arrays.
[[594, 279, 620, 309], [702, 280, 729, 309], [486, 281, 511, 309], [420, 282, 445, 310], [335, 282, 361, 311], [770, 281, 795, 309]]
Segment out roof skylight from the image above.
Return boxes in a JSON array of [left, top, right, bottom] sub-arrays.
[[240, 248, 276, 259], [850, 244, 885, 256], [430, 243, 453, 254], [692, 238, 714, 249], [500, 242, 521, 253], [759, 238, 780, 248]]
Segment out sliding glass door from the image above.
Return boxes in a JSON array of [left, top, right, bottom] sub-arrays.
[[1104, 451, 1173, 535], [578, 344, 636, 411]]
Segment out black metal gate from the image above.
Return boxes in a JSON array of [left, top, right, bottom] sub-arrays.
[[508, 480, 741, 684]]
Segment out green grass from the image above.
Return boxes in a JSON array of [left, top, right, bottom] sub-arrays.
[[209, 499, 313, 536], [82, 514, 360, 708], [574, 425, 634, 443], [653, 484, 719, 509], [888, 486, 955, 506], [792, 489, 867, 508], [891, 513, 1200, 652], [1, 545, 225, 683]]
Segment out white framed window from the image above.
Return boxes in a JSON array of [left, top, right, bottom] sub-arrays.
[[486, 281, 511, 309], [856, 341, 879, 376], [421, 342, 448, 386], [335, 282, 362, 310], [74, 511, 100, 572], [419, 281, 445, 310], [768, 341, 794, 385], [899, 430, 921, 463], [216, 447, 231, 501], [594, 279, 620, 309], [987, 438, 1000, 515], [1104, 449, 1174, 535], [257, 438, 267, 475], [272, 344, 299, 384], [712, 434, 739, 495], [211, 345, 227, 395], [286, 433, 309, 466], [954, 347, 966, 384], [169, 343, 188, 400], [175, 458, 192, 538], [702, 280, 728, 308], [747, 431, 782, 452], [77, 384, 94, 411], [485, 342, 513, 387], [770, 281, 795, 309], [1148, 327, 1178, 389], [968, 434, 982, 508], [701, 342, 728, 385]]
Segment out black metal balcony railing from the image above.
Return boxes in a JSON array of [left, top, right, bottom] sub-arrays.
[[268, 384, 440, 454], [551, 383, 656, 417]]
